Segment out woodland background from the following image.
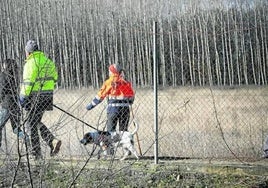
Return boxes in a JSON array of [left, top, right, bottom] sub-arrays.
[[0, 0, 267, 88], [0, 0, 268, 187]]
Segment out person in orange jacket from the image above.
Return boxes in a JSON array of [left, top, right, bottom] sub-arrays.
[[86, 63, 135, 132]]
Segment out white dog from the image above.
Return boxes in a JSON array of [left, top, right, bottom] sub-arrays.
[[80, 122, 140, 160], [109, 122, 140, 160]]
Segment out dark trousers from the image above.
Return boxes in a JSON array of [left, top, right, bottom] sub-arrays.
[[27, 106, 54, 157], [0, 108, 9, 147], [264, 135, 268, 152], [107, 107, 130, 132], [0, 103, 21, 147]]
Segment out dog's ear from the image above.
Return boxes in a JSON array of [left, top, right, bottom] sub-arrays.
[[86, 133, 94, 142], [80, 133, 93, 145]]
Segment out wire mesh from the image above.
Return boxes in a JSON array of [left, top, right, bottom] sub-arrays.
[[0, 0, 268, 187]]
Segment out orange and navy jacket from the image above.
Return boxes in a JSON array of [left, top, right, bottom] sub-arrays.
[[89, 73, 134, 112]]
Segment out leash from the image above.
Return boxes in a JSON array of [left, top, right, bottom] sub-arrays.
[[53, 104, 98, 131]]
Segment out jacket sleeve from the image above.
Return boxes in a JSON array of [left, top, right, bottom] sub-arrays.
[[20, 60, 37, 97], [52, 62, 58, 85], [97, 78, 113, 100], [87, 78, 113, 109]]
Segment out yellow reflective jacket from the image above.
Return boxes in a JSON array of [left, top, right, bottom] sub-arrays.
[[20, 51, 58, 97]]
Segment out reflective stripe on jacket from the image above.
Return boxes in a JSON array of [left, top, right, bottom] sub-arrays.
[[20, 51, 58, 97]]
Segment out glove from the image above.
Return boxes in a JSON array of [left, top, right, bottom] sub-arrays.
[[19, 96, 27, 107], [86, 103, 94, 110]]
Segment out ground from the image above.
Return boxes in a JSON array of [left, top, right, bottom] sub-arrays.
[[1, 156, 268, 187]]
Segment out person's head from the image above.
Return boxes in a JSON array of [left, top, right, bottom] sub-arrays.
[[25, 40, 38, 57], [109, 63, 123, 76]]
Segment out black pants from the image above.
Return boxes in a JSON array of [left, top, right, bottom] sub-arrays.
[[26, 94, 54, 157], [107, 106, 130, 132]]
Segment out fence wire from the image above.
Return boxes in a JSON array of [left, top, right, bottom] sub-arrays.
[[1, 0, 268, 187], [1, 86, 267, 160]]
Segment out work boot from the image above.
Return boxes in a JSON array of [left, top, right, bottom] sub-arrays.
[[50, 139, 62, 157]]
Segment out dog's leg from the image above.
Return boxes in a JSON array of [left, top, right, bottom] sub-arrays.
[[120, 148, 129, 161], [120, 144, 139, 161], [97, 149, 102, 159], [130, 150, 140, 160], [106, 145, 114, 156], [127, 144, 140, 160], [101, 145, 109, 159]]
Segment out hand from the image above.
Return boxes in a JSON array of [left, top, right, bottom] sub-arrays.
[[19, 96, 27, 107], [86, 103, 94, 110]]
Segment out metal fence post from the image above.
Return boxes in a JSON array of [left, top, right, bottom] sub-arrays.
[[153, 21, 159, 164]]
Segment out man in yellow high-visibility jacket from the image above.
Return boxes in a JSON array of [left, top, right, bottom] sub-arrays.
[[20, 40, 61, 160]]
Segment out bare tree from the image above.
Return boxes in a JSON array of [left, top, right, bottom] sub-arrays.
[[0, 0, 267, 88]]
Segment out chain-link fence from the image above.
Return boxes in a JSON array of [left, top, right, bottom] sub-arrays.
[[1, 86, 267, 160], [1, 0, 268, 187], [0, 0, 267, 162], [1, 84, 268, 186]]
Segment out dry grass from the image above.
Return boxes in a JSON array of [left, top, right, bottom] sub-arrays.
[[1, 86, 268, 187], [1, 86, 268, 160]]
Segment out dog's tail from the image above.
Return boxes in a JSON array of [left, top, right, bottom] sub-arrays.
[[131, 120, 139, 135]]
